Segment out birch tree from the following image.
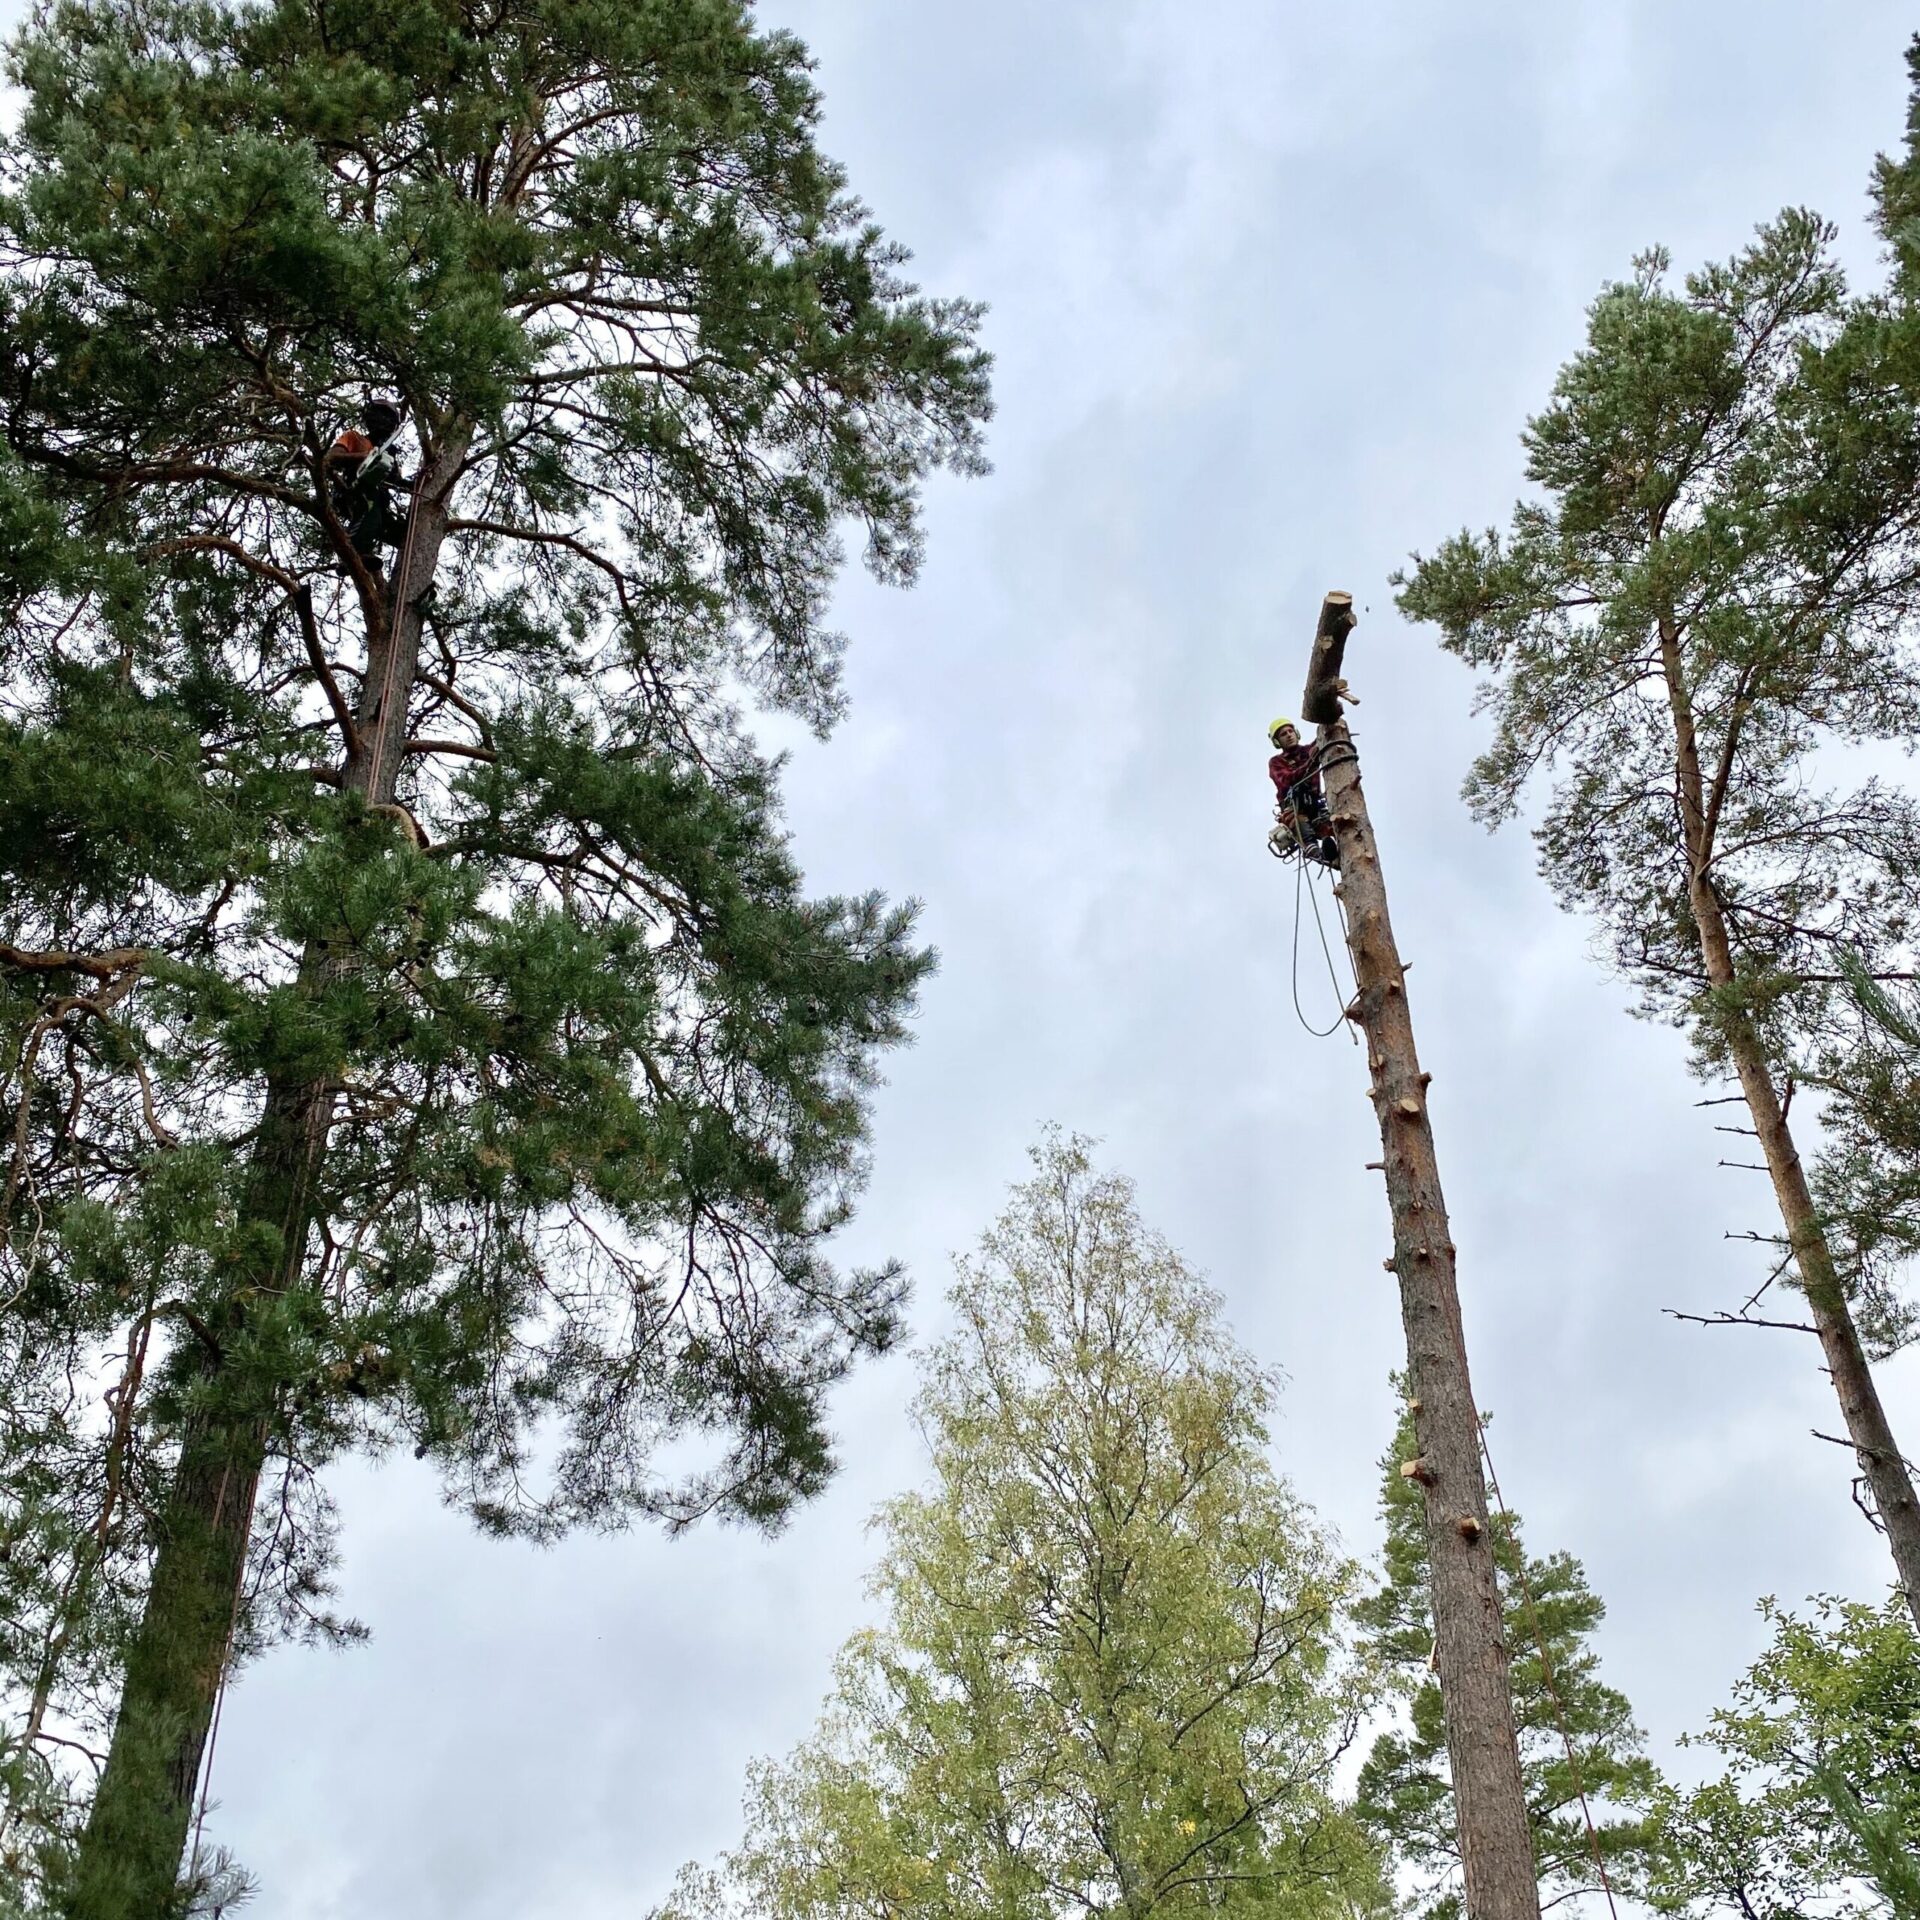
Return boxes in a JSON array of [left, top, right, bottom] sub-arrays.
[[1650, 1597, 1920, 1920], [676, 1136, 1387, 1920]]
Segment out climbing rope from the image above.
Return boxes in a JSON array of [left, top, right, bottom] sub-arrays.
[[185, 1462, 246, 1898], [1476, 1423, 1624, 1920], [1422, 1310, 1621, 1918], [1287, 813, 1349, 1038], [1274, 771, 1359, 1042], [367, 458, 431, 753]]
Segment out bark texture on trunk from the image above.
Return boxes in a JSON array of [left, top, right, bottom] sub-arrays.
[[1654, 614, 1920, 1631], [1300, 591, 1356, 727], [1305, 594, 1541, 1920], [67, 438, 468, 1920]]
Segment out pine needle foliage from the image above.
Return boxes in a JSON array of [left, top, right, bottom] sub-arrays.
[[1355, 1403, 1660, 1920], [1808, 956, 1920, 1358], [1811, 1759, 1920, 1920], [0, 0, 989, 1907], [1396, 214, 1920, 1085], [1784, 34, 1920, 1366], [673, 1135, 1389, 1920], [1394, 191, 1920, 1615]]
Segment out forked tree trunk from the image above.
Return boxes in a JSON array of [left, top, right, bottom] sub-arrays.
[[67, 436, 467, 1920], [1302, 592, 1542, 1920], [1654, 612, 1920, 1632]]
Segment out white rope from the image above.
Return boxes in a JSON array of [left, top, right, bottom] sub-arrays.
[[1282, 799, 1356, 1041]]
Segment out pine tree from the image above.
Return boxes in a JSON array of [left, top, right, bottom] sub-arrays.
[[672, 1135, 1388, 1920], [1395, 207, 1920, 1626], [0, 1, 989, 1910], [1780, 36, 1920, 1375], [1807, 959, 1920, 1361], [1355, 1402, 1660, 1920]]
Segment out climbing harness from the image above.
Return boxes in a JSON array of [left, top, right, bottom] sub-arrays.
[[329, 399, 414, 579], [352, 402, 405, 474], [1273, 794, 1356, 1041], [1269, 732, 1360, 1042]]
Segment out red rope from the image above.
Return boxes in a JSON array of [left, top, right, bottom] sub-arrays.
[[186, 1461, 245, 1893]]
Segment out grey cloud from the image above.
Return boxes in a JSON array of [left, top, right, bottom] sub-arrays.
[[3, 0, 1915, 1910]]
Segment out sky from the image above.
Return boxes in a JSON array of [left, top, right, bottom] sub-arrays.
[[11, 2, 1920, 1913]]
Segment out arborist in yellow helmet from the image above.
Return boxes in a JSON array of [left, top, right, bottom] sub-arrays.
[[1267, 718, 1339, 868]]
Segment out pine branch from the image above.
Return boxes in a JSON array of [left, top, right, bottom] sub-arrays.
[[1663, 1307, 1817, 1335]]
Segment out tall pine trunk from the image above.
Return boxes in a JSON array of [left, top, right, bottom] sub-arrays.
[[1656, 610, 1920, 1631], [66, 438, 466, 1919], [1306, 591, 1542, 1920]]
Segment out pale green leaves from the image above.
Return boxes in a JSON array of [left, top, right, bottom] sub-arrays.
[[679, 1135, 1387, 1920]]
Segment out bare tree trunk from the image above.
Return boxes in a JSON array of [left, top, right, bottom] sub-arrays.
[[66, 436, 467, 1920], [1302, 593, 1541, 1920], [1654, 613, 1920, 1631]]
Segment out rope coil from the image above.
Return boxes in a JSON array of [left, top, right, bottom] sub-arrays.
[[1276, 785, 1358, 1042]]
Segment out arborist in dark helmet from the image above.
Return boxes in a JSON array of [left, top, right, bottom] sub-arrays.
[[324, 396, 413, 584], [1267, 717, 1339, 868]]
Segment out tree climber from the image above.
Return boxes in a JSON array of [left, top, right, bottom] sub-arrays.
[[1268, 718, 1339, 868], [325, 396, 413, 583]]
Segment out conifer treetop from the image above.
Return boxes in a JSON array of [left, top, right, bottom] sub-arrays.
[[0, 3, 990, 1878]]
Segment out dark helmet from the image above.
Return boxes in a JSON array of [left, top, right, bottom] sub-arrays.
[[362, 396, 404, 442]]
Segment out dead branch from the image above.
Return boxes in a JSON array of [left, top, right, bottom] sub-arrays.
[[0, 945, 148, 981], [1665, 1308, 1817, 1335], [402, 736, 497, 763]]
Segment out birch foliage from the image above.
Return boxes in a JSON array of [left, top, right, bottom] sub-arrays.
[[677, 1137, 1387, 1920]]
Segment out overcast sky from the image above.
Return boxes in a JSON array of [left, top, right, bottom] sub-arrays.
[[12, 3, 1920, 1913]]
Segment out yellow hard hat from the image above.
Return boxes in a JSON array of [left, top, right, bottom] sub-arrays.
[[1268, 716, 1297, 745]]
